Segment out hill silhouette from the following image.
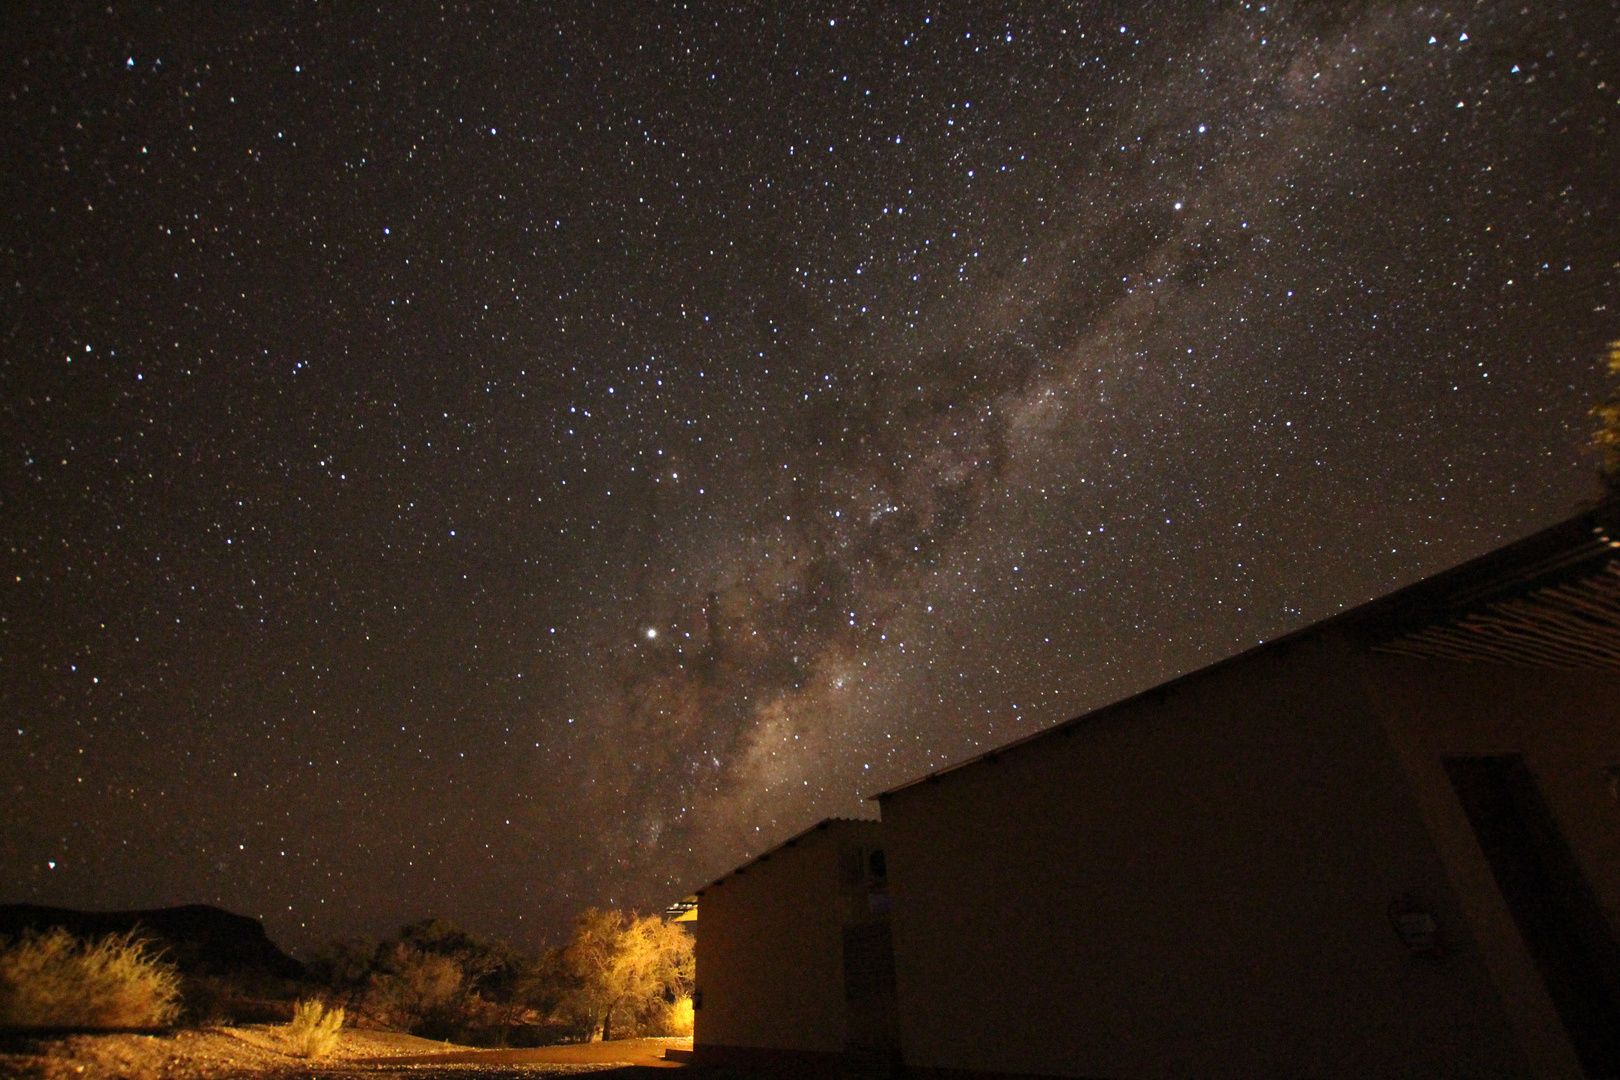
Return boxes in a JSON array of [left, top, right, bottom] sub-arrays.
[[0, 904, 304, 979]]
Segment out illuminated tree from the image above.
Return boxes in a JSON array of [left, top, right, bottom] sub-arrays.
[[1592, 341, 1620, 495], [560, 908, 694, 1041]]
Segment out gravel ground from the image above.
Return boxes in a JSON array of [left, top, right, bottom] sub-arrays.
[[0, 1027, 636, 1080]]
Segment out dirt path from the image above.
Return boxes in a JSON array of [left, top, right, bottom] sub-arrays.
[[351, 1039, 689, 1070], [0, 1027, 691, 1080]]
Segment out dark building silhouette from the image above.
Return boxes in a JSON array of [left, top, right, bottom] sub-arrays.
[[687, 502, 1620, 1080], [683, 819, 894, 1067]]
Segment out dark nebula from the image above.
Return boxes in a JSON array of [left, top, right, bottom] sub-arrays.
[[4, 2, 1618, 952]]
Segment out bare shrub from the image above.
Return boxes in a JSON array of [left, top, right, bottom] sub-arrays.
[[285, 998, 345, 1058], [364, 947, 471, 1035], [0, 928, 181, 1028]]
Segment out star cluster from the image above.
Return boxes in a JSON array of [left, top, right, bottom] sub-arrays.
[[3, 2, 1618, 951]]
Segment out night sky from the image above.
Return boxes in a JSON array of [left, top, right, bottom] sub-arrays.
[[4, 1, 1619, 954]]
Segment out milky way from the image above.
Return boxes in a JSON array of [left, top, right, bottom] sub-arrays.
[[4, 2, 1618, 952]]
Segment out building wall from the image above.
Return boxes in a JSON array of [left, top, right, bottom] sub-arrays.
[[882, 634, 1528, 1080], [1368, 656, 1620, 1080], [693, 820, 881, 1056]]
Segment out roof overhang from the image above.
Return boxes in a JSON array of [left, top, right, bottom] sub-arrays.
[[872, 499, 1620, 802]]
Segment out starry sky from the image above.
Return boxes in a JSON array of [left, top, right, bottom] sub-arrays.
[[4, 1, 1619, 955]]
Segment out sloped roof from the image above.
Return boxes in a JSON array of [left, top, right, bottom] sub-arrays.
[[873, 498, 1620, 803], [692, 816, 879, 895]]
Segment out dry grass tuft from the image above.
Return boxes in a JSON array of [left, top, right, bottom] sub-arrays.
[[0, 928, 181, 1029], [285, 998, 345, 1058]]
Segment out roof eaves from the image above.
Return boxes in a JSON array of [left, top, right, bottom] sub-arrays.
[[869, 499, 1620, 803], [693, 816, 877, 894]]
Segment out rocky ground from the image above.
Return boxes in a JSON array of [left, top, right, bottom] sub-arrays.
[[0, 1028, 690, 1080]]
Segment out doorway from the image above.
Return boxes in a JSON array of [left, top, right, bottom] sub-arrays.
[[1445, 754, 1620, 1077]]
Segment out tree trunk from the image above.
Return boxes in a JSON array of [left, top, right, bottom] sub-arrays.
[[600, 992, 630, 1042]]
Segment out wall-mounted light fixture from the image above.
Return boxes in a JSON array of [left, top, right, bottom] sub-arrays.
[[1603, 764, 1620, 802], [1389, 892, 1443, 956]]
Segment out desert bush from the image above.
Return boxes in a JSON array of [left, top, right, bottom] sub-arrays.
[[0, 928, 181, 1028], [309, 910, 692, 1046], [286, 998, 345, 1058], [664, 995, 694, 1036], [395, 918, 516, 990], [311, 919, 533, 1040], [637, 994, 694, 1037], [364, 946, 485, 1038], [178, 974, 235, 1027], [306, 936, 377, 992]]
